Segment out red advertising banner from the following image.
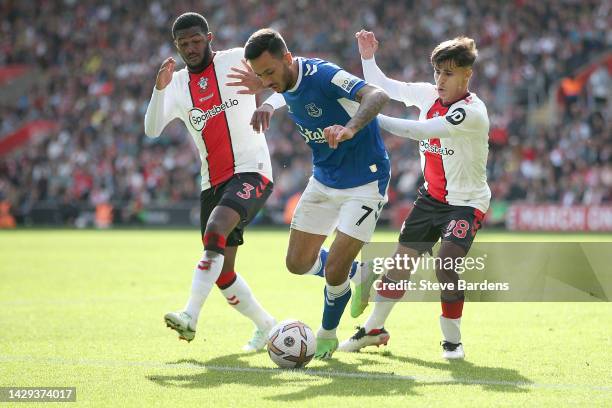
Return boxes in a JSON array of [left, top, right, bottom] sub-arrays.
[[507, 205, 612, 232]]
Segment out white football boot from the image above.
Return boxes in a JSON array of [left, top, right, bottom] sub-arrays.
[[242, 319, 276, 352], [338, 326, 390, 352], [164, 311, 196, 342], [441, 341, 465, 359]]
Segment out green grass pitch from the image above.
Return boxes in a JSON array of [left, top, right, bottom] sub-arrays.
[[1, 229, 611, 407]]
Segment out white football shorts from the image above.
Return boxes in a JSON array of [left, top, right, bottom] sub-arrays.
[[291, 177, 388, 243]]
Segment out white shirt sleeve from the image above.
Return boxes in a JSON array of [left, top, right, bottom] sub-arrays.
[[361, 57, 437, 107], [441, 105, 489, 138], [378, 114, 451, 140], [144, 87, 178, 138], [262, 92, 286, 110], [378, 104, 488, 140]]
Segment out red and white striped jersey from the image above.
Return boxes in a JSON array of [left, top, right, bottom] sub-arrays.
[[145, 48, 273, 191], [361, 58, 490, 212], [408, 83, 490, 212]]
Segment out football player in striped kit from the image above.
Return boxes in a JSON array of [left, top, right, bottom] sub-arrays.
[[144, 13, 276, 351], [339, 31, 490, 359]]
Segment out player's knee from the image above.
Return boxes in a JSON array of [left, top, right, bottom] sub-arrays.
[[325, 272, 346, 286], [202, 230, 228, 254], [324, 261, 349, 285], [205, 218, 230, 236], [285, 254, 307, 275]]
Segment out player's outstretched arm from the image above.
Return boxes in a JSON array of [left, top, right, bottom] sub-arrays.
[[377, 114, 451, 140], [323, 85, 389, 149], [226, 59, 265, 95], [356, 30, 411, 102], [379, 106, 486, 140], [355, 29, 378, 60], [144, 57, 177, 138]]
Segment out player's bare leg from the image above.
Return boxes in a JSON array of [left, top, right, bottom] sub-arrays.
[[436, 240, 468, 359], [215, 246, 276, 351], [285, 228, 327, 275], [286, 227, 362, 281], [340, 244, 419, 352], [165, 205, 240, 342], [314, 231, 364, 359]]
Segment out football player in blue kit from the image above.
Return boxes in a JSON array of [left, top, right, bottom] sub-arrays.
[[228, 28, 390, 359]]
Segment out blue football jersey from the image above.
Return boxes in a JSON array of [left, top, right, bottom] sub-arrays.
[[280, 57, 390, 195]]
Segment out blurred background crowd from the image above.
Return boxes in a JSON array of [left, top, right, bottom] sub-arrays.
[[0, 0, 610, 228]]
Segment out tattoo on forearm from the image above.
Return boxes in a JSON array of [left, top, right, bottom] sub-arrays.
[[346, 88, 389, 132]]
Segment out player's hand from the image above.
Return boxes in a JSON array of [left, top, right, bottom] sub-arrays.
[[251, 104, 274, 133], [226, 59, 264, 94], [155, 57, 176, 90], [323, 125, 356, 149], [355, 30, 379, 60]]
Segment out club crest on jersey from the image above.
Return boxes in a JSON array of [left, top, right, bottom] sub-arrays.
[[198, 77, 208, 91], [305, 103, 322, 118]]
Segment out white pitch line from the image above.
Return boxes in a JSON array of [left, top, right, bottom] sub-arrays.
[[0, 295, 178, 306], [1, 355, 611, 392]]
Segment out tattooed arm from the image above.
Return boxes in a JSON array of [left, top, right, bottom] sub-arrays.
[[323, 84, 389, 149]]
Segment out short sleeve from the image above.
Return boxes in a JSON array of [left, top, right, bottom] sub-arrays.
[[317, 61, 366, 101], [328, 69, 366, 99]]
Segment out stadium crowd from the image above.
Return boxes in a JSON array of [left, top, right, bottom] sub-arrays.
[[0, 0, 610, 225]]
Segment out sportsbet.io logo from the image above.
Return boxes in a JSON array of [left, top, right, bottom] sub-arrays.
[[188, 108, 207, 131], [188, 99, 238, 132], [420, 141, 455, 156]]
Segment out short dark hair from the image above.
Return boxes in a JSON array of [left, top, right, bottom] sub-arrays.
[[172, 12, 209, 39], [244, 28, 288, 60], [431, 36, 478, 68]]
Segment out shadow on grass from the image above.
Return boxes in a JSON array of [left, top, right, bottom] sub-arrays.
[[147, 352, 420, 399], [369, 350, 532, 393], [147, 349, 532, 401]]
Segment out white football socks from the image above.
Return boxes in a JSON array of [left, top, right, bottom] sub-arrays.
[[363, 297, 397, 332], [221, 273, 275, 330], [326, 278, 350, 298], [184, 250, 224, 326], [303, 251, 323, 276], [440, 316, 462, 344]]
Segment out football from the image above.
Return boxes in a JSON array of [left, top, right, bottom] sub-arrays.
[[267, 320, 316, 368]]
